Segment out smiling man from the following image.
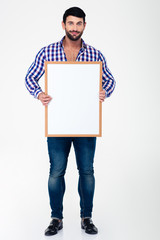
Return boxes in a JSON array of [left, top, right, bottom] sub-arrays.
[[25, 7, 116, 236], [64, 16, 84, 41]]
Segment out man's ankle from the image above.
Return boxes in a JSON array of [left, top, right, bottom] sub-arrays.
[[52, 217, 62, 222], [82, 217, 90, 221]]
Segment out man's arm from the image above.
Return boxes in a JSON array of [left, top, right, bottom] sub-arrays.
[[25, 48, 45, 98], [25, 47, 52, 105], [98, 51, 116, 98]]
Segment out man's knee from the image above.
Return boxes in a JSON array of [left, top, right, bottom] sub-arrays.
[[49, 168, 66, 178], [78, 168, 94, 176]]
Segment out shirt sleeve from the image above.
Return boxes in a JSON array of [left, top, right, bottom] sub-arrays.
[[98, 51, 116, 98], [25, 47, 45, 98]]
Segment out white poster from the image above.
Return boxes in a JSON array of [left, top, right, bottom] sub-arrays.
[[45, 61, 102, 137]]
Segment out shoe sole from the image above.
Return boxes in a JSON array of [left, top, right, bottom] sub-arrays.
[[44, 225, 63, 236], [81, 224, 98, 234]]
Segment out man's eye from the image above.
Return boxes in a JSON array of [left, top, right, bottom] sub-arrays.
[[77, 23, 82, 26]]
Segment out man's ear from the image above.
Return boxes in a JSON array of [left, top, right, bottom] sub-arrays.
[[62, 21, 65, 30], [84, 22, 87, 29]]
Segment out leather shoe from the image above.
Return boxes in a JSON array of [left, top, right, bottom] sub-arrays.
[[44, 219, 63, 236], [81, 218, 98, 234]]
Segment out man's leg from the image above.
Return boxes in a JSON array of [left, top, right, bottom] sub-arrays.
[[47, 137, 72, 220], [73, 137, 97, 218]]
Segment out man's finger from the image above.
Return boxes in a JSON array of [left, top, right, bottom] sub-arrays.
[[43, 97, 51, 101], [42, 96, 52, 100], [42, 98, 52, 105]]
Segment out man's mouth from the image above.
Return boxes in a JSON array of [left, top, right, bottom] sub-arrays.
[[70, 31, 80, 35]]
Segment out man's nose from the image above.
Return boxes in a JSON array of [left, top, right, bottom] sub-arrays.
[[73, 24, 78, 31]]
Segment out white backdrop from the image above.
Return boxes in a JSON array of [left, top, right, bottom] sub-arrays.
[[0, 0, 160, 240]]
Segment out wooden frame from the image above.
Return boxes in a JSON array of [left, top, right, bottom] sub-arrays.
[[45, 61, 102, 137]]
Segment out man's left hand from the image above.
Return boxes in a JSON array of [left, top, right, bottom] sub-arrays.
[[99, 90, 106, 102]]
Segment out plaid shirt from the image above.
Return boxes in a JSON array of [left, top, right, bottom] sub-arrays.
[[25, 36, 116, 98]]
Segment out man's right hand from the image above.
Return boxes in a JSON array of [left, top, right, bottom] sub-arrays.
[[38, 92, 52, 106]]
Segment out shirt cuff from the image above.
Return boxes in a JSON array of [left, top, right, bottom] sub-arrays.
[[104, 89, 108, 98], [34, 89, 43, 99]]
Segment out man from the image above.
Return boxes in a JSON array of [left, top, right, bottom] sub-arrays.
[[25, 7, 115, 236]]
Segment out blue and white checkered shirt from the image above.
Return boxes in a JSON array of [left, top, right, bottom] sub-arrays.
[[25, 36, 116, 98]]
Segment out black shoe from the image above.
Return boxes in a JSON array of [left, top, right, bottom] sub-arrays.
[[81, 218, 98, 234], [44, 219, 63, 236]]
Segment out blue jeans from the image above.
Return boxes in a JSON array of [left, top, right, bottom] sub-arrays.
[[47, 137, 97, 219]]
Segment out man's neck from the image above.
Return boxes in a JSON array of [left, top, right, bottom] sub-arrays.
[[63, 36, 82, 50]]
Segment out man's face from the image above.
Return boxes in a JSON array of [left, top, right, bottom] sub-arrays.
[[62, 16, 86, 41]]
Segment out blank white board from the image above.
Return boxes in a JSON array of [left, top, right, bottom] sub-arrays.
[[45, 61, 102, 137]]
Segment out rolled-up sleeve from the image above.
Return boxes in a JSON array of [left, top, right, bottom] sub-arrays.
[[25, 47, 45, 98], [98, 51, 116, 98]]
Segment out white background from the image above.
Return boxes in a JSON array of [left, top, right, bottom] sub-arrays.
[[0, 0, 160, 240]]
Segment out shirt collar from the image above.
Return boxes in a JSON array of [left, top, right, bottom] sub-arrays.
[[60, 36, 87, 49]]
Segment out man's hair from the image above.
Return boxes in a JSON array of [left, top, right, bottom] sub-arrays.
[[63, 7, 86, 24]]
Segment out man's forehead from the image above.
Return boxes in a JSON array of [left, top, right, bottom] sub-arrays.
[[66, 15, 84, 22]]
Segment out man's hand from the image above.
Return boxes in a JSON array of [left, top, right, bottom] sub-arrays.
[[99, 89, 106, 102], [38, 92, 52, 106]]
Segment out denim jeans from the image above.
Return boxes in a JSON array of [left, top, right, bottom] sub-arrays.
[[47, 137, 97, 219]]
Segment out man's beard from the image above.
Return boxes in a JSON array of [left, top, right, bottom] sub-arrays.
[[65, 30, 83, 41]]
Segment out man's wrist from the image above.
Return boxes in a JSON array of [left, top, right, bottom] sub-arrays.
[[37, 91, 43, 99]]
